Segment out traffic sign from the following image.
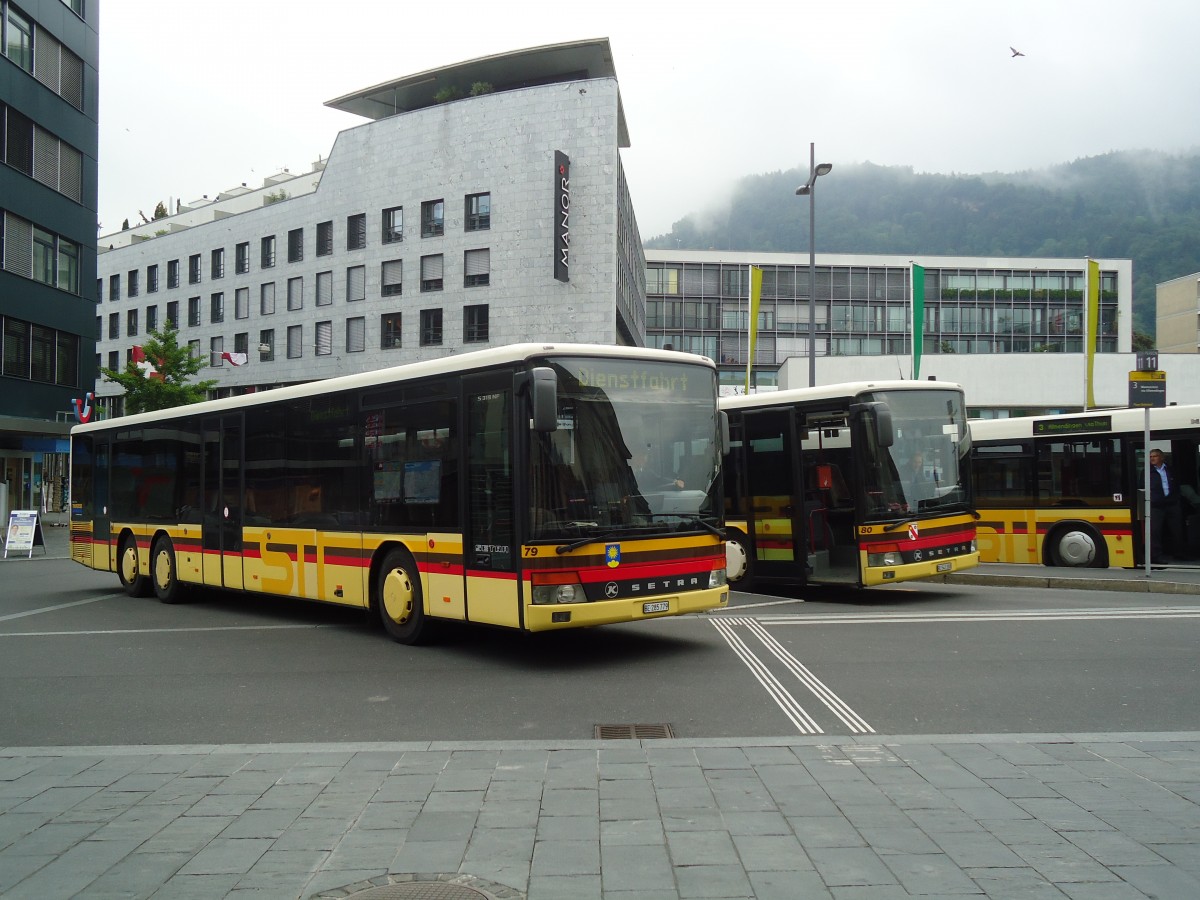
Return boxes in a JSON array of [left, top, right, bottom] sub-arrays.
[[1128, 369, 1166, 408]]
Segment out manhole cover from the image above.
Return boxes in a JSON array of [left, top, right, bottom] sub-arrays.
[[311, 873, 521, 900], [345, 886, 488, 899]]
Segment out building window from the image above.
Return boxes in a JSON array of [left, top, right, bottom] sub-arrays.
[[167, 259, 180, 289], [146, 305, 158, 333], [421, 199, 444, 237], [234, 332, 249, 357], [346, 317, 365, 353], [147, 264, 159, 293], [315, 320, 333, 356], [259, 329, 274, 361], [464, 304, 489, 343], [107, 350, 118, 371], [107, 312, 119, 340], [316, 271, 333, 306], [287, 228, 304, 263], [260, 282, 276, 315], [108, 273, 120, 302], [58, 239, 79, 294], [381, 260, 402, 296], [128, 269, 140, 298], [316, 220, 333, 256], [420, 254, 443, 292], [235, 287, 249, 319], [347, 213, 366, 250], [210, 292, 224, 324], [32, 228, 55, 285], [210, 336, 224, 367], [235, 241, 250, 274], [166, 300, 179, 327], [127, 309, 138, 337], [261, 235, 276, 268], [5, 7, 33, 74], [188, 254, 201, 284], [347, 265, 365, 302], [465, 192, 490, 231], [287, 325, 302, 359], [420, 309, 443, 346], [382, 206, 403, 243], [464, 248, 490, 287], [30, 325, 54, 383], [287, 277, 303, 310], [211, 248, 225, 279], [188, 340, 200, 360], [57, 332, 78, 387], [187, 297, 201, 327], [381, 313, 402, 349]]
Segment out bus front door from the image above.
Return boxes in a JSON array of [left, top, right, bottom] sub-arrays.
[[201, 415, 244, 590], [743, 409, 809, 584]]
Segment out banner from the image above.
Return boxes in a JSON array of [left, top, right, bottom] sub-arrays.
[[4, 510, 45, 558], [1086, 258, 1099, 409], [911, 263, 925, 379], [746, 265, 762, 392]]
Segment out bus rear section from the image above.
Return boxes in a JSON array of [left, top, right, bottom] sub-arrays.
[[722, 382, 979, 590]]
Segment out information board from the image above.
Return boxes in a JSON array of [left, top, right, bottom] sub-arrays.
[[4, 510, 45, 558]]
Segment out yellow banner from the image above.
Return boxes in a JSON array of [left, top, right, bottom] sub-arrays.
[[1086, 259, 1099, 408], [746, 265, 762, 392]]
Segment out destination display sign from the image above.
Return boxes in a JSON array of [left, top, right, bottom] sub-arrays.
[[1128, 370, 1166, 409], [1032, 416, 1112, 436]]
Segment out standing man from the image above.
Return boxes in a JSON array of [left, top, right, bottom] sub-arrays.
[[1148, 448, 1181, 563]]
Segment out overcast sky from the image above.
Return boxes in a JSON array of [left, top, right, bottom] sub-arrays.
[[98, 0, 1200, 239]]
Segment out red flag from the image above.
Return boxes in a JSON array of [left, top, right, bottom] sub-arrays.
[[132, 345, 162, 379]]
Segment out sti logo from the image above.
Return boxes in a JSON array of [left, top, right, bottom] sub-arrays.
[[908, 523, 919, 542]]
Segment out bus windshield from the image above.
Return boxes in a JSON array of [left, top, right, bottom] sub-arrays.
[[860, 388, 971, 522], [529, 357, 721, 540]]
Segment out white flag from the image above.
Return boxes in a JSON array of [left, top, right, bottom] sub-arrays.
[[221, 351, 248, 366]]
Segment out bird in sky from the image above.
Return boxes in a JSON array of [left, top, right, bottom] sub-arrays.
[[1010, 46, 1025, 57]]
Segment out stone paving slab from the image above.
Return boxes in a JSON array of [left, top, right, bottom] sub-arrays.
[[1, 734, 1199, 899]]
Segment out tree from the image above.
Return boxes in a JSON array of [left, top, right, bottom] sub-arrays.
[[1132, 329, 1156, 351], [153, 201, 168, 220], [99, 321, 217, 414]]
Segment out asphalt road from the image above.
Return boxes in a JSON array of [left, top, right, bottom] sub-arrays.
[[4, 558, 1200, 747]]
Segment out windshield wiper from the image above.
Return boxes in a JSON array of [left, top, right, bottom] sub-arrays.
[[883, 518, 916, 533], [556, 530, 624, 555], [643, 513, 724, 538]]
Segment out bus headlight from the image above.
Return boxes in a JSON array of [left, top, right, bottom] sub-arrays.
[[868, 551, 901, 567], [709, 567, 727, 588], [531, 573, 586, 605]]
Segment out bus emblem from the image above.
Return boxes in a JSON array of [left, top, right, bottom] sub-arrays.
[[908, 523, 919, 541], [606, 544, 621, 567]]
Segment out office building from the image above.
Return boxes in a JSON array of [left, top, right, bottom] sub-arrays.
[[93, 39, 644, 414], [1156, 272, 1199, 353], [1, 0, 98, 515]]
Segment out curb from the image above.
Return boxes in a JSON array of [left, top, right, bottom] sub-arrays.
[[944, 572, 1200, 595]]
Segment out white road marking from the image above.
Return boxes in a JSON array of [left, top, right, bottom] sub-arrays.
[[757, 606, 1200, 626], [711, 617, 822, 734], [0, 596, 108, 622], [716, 597, 806, 611], [0, 624, 335, 637]]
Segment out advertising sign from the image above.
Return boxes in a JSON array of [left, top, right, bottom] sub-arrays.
[[4, 510, 45, 558]]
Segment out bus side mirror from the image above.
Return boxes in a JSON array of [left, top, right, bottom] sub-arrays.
[[528, 367, 558, 432], [719, 411, 730, 455], [852, 401, 894, 448]]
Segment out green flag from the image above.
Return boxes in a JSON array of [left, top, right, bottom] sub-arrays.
[[912, 263, 925, 379]]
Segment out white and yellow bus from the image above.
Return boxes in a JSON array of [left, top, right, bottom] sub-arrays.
[[970, 404, 1200, 567], [720, 381, 979, 589], [70, 344, 729, 643]]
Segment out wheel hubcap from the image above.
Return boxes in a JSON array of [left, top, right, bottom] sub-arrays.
[[1058, 531, 1096, 566], [726, 540, 748, 581], [155, 550, 171, 588], [383, 568, 414, 624], [122, 546, 138, 582]]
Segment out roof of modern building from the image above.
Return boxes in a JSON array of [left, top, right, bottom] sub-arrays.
[[325, 37, 630, 147]]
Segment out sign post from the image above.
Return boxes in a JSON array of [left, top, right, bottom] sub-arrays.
[[4, 510, 45, 559], [1129, 361, 1166, 577]]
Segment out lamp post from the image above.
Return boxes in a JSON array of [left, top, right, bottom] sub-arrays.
[[795, 142, 832, 387]]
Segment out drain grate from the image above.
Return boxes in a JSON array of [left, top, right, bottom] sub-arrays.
[[595, 723, 675, 739]]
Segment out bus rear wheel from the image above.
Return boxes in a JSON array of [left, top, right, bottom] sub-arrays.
[[1047, 526, 1107, 568], [725, 530, 754, 588], [118, 535, 151, 597], [376, 549, 432, 645], [151, 536, 185, 604]]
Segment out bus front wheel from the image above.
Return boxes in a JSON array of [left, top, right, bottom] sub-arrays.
[[1047, 526, 1107, 568], [725, 530, 754, 588], [151, 536, 185, 603], [377, 549, 432, 645], [117, 535, 151, 597]]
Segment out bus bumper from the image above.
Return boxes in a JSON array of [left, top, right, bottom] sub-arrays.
[[862, 551, 981, 587], [524, 585, 729, 632]]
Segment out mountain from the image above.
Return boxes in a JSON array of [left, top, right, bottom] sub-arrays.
[[645, 151, 1200, 337]]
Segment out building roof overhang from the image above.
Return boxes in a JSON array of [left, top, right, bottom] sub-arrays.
[[325, 37, 629, 147]]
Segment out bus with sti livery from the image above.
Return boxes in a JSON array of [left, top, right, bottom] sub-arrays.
[[720, 381, 979, 589], [69, 344, 729, 643]]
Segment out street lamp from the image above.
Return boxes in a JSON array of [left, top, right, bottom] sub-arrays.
[[796, 142, 832, 387]]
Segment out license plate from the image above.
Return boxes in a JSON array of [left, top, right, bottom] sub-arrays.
[[643, 600, 670, 614], [936, 562, 952, 573]]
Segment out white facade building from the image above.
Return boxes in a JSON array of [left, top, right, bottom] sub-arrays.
[[94, 40, 644, 412]]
